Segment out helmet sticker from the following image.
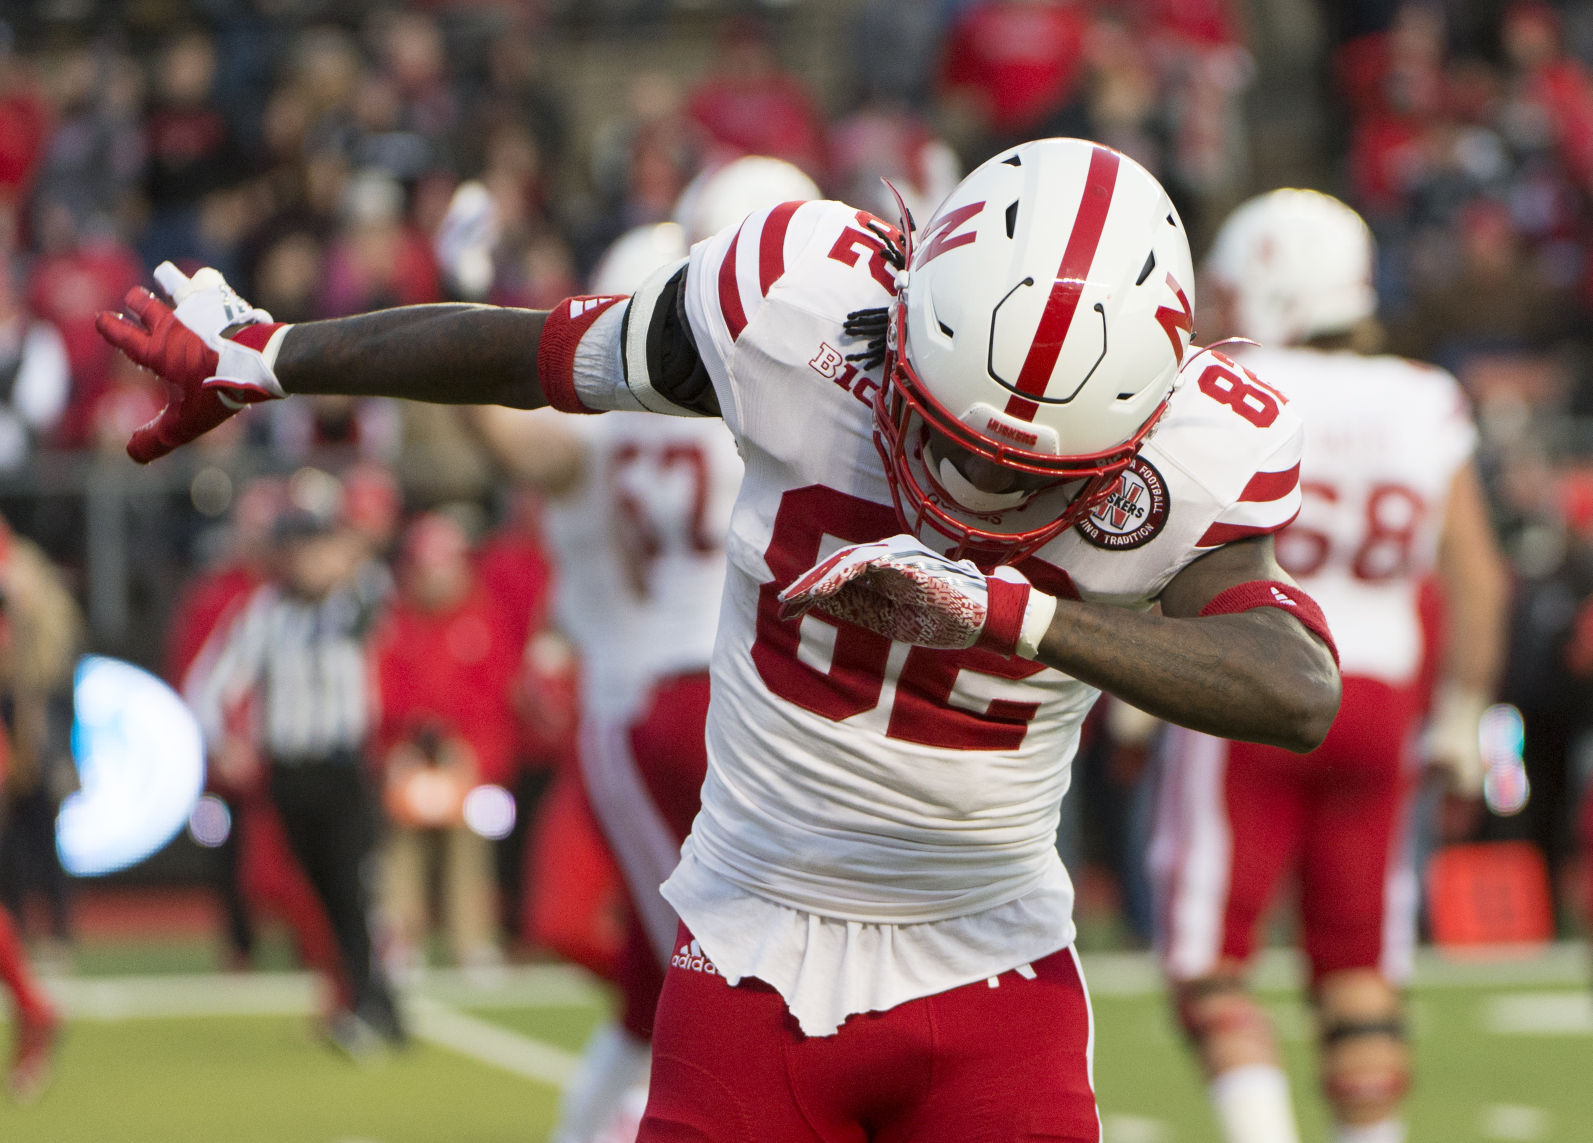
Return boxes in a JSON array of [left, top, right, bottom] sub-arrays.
[[1153, 272, 1193, 363], [1074, 456, 1169, 550], [916, 201, 984, 268]]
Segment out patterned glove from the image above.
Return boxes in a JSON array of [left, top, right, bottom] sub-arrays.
[[96, 263, 289, 463], [777, 533, 1058, 658]]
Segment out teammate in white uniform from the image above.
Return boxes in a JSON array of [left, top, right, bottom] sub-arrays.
[[466, 157, 813, 1143], [1149, 189, 1509, 1143], [99, 138, 1341, 1141]]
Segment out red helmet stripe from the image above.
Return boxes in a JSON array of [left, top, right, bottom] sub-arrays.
[[717, 229, 748, 340], [1008, 146, 1122, 418], [1003, 394, 1039, 420], [759, 201, 802, 298]]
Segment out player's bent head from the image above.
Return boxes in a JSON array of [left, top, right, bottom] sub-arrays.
[[876, 137, 1195, 559], [1203, 188, 1376, 348]]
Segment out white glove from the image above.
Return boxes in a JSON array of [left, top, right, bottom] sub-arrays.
[[1422, 683, 1489, 797], [153, 261, 289, 405], [777, 533, 1058, 658], [435, 181, 500, 300]]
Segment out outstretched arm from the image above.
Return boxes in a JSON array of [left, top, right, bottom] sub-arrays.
[[274, 305, 549, 408], [1034, 537, 1340, 752], [95, 264, 560, 462]]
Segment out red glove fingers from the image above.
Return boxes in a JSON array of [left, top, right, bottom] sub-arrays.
[[97, 287, 234, 464], [777, 544, 883, 621]]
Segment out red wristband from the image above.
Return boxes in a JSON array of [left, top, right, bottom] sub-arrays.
[[975, 573, 1030, 657], [537, 295, 626, 414], [1199, 579, 1338, 665]]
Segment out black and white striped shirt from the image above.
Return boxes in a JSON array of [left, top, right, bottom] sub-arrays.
[[186, 562, 390, 763]]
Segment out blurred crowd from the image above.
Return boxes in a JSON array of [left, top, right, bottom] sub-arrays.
[[0, 0, 1586, 973]]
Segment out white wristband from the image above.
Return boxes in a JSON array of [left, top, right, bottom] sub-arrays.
[[213, 324, 292, 402], [1015, 589, 1058, 660]]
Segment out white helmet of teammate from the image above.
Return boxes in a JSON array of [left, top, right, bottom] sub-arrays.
[[877, 138, 1196, 557], [589, 221, 689, 294], [673, 155, 821, 244], [1203, 188, 1376, 346]]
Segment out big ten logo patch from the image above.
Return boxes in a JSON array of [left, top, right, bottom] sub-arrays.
[[1075, 456, 1170, 550], [809, 343, 880, 410]]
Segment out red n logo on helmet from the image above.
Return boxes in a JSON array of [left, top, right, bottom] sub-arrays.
[[1154, 274, 1193, 363], [916, 202, 984, 268]]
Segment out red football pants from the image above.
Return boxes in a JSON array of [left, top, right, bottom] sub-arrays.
[[638, 926, 1101, 1143], [587, 673, 713, 1039], [1154, 676, 1422, 985]]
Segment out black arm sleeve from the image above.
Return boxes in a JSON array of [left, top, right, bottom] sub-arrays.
[[622, 266, 721, 418]]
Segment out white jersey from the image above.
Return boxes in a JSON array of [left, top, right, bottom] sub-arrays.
[[553, 200, 1304, 1032], [542, 411, 742, 720], [1235, 346, 1475, 687]]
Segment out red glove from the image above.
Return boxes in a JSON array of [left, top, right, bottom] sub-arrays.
[[96, 264, 286, 463]]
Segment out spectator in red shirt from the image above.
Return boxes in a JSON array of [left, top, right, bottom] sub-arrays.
[[375, 512, 524, 970], [0, 38, 48, 248], [1500, 1, 1593, 192], [938, 0, 1095, 155], [25, 206, 142, 449], [684, 19, 827, 182]]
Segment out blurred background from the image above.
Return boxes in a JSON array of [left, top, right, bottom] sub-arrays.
[[0, 0, 1590, 1139]]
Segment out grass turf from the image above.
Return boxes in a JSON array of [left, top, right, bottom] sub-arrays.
[[1, 942, 1589, 1142]]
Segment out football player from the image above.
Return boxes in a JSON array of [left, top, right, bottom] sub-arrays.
[[1148, 189, 1509, 1143], [101, 138, 1341, 1140]]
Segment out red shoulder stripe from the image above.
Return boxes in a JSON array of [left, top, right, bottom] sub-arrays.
[[1196, 510, 1300, 549], [759, 202, 802, 298], [717, 229, 747, 341], [1237, 462, 1300, 504]]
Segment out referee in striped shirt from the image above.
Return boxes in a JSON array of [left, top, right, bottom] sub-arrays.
[[187, 485, 405, 1051]]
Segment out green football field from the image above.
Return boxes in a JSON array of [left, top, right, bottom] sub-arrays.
[[1, 942, 1589, 1142]]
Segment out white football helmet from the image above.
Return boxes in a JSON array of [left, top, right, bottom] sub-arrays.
[[877, 138, 1196, 558], [673, 155, 821, 244], [589, 221, 689, 294], [1203, 188, 1376, 346]]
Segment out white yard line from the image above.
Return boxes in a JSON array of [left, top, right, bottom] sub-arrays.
[[1480, 991, 1593, 1036], [18, 942, 1585, 1023], [1480, 1104, 1553, 1141], [1081, 941, 1590, 996], [406, 996, 580, 1087], [1102, 1114, 1171, 1143], [38, 962, 605, 1021], [27, 965, 592, 1090]]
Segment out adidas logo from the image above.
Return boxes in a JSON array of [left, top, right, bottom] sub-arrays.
[[670, 939, 719, 976], [1269, 586, 1297, 607], [568, 296, 618, 319]]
